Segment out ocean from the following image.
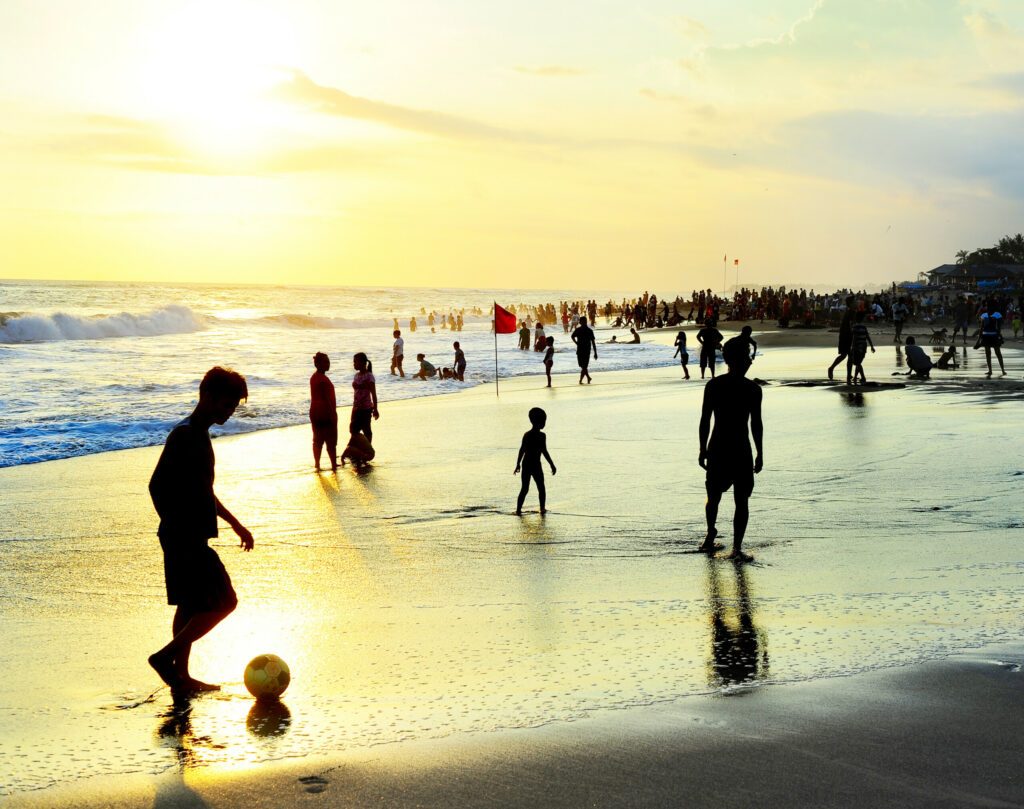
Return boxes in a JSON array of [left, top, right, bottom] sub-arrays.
[[0, 280, 670, 467]]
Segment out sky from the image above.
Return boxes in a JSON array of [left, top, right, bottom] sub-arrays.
[[1, 0, 1023, 291]]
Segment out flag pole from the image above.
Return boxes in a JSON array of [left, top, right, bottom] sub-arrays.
[[493, 302, 500, 397], [723, 254, 727, 295]]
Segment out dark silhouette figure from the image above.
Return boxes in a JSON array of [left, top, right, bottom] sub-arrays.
[[148, 367, 253, 692], [543, 336, 554, 387], [571, 316, 598, 384], [673, 329, 690, 379], [391, 330, 404, 377], [309, 352, 337, 471], [453, 341, 466, 381], [350, 352, 378, 441], [904, 336, 933, 378], [892, 297, 909, 343], [696, 319, 723, 379], [706, 558, 768, 689], [514, 407, 557, 515], [827, 295, 856, 379], [698, 342, 763, 561], [846, 311, 875, 384], [974, 301, 1006, 376]]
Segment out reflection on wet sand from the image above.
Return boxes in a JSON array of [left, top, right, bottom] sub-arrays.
[[706, 560, 768, 691], [246, 700, 292, 738]]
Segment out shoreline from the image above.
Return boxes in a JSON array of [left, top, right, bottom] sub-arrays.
[[9, 642, 1023, 808]]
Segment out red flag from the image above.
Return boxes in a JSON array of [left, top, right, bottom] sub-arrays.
[[723, 254, 727, 261], [734, 259, 739, 265], [494, 303, 517, 334]]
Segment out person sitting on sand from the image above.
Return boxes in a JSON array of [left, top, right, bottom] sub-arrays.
[[148, 367, 254, 692], [543, 336, 554, 387], [514, 407, 556, 515], [412, 353, 437, 380], [452, 341, 466, 381], [904, 336, 933, 379], [696, 319, 723, 379], [936, 344, 958, 370], [698, 341, 763, 562], [309, 352, 338, 472], [846, 311, 875, 384], [974, 301, 1006, 377], [673, 329, 690, 380]]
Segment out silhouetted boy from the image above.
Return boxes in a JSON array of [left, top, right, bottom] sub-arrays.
[[148, 367, 254, 692], [514, 407, 557, 515], [698, 342, 763, 561], [673, 329, 690, 379]]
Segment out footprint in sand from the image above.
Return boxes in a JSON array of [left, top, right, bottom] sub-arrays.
[[298, 775, 330, 794]]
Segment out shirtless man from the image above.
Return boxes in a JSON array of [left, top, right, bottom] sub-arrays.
[[698, 341, 764, 561]]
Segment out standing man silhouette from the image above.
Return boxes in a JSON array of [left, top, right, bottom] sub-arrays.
[[698, 341, 763, 561], [148, 367, 254, 692], [571, 316, 598, 384]]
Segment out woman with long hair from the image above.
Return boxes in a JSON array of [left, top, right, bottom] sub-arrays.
[[350, 352, 379, 443]]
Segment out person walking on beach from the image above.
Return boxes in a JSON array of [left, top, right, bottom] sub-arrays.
[[696, 319, 723, 379], [309, 352, 338, 471], [846, 311, 875, 384], [147, 367, 253, 692], [452, 341, 466, 381], [698, 341, 763, 561], [827, 296, 856, 380], [674, 329, 691, 379], [892, 297, 909, 343], [350, 352, 379, 442], [543, 335, 554, 387], [514, 407, 557, 515], [974, 301, 1006, 376], [391, 330, 405, 377], [951, 297, 971, 346], [571, 316, 598, 384]]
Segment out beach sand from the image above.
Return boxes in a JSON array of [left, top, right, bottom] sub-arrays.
[[11, 646, 1022, 808], [2, 347, 1023, 804]]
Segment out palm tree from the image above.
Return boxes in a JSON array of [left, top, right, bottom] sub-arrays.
[[955, 249, 969, 265]]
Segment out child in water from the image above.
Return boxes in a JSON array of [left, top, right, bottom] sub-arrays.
[[514, 407, 557, 515], [543, 336, 554, 387], [936, 344, 958, 370]]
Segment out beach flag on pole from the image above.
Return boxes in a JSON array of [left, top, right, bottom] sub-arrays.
[[493, 303, 516, 395]]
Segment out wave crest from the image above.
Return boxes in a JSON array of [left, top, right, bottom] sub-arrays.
[[0, 305, 205, 344]]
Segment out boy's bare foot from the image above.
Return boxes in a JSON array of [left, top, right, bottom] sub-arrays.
[[698, 527, 718, 553], [184, 678, 221, 692], [515, 509, 522, 516], [148, 652, 181, 688]]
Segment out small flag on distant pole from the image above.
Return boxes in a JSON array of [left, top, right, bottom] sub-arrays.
[[493, 303, 517, 396], [734, 259, 739, 266]]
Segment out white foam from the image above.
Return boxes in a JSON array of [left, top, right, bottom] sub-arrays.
[[0, 305, 204, 343]]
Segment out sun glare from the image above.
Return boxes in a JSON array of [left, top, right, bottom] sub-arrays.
[[140, 2, 298, 159]]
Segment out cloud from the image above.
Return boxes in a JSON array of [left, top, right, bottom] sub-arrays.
[[272, 70, 550, 143], [512, 65, 585, 77], [972, 71, 1024, 101], [673, 16, 709, 40], [638, 88, 716, 117]]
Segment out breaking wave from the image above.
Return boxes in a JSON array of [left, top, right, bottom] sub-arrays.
[[0, 306, 205, 344]]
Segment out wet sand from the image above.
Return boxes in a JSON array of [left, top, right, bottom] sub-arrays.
[[10, 645, 1024, 808], [2, 351, 1023, 802]]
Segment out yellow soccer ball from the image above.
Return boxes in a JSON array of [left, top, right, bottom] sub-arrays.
[[244, 654, 291, 700]]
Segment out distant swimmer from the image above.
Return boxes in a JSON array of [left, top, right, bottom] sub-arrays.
[[571, 316, 598, 384], [452, 341, 466, 381], [827, 296, 856, 380], [696, 319, 723, 379], [392, 317, 399, 331], [518, 321, 531, 351], [309, 352, 338, 472], [514, 407, 557, 515], [626, 328, 640, 344], [698, 341, 764, 562], [543, 335, 554, 387], [410, 317, 417, 333], [391, 330, 405, 378], [974, 301, 1006, 376], [534, 321, 546, 352], [673, 329, 690, 380], [148, 367, 253, 692]]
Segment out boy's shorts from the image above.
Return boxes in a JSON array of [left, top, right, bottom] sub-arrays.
[[159, 536, 238, 613]]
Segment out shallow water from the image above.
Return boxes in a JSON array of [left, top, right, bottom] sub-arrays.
[[1, 349, 1022, 796]]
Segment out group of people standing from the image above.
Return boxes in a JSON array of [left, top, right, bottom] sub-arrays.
[[309, 351, 378, 472]]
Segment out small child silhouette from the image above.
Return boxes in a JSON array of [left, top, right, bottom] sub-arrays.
[[514, 407, 557, 515]]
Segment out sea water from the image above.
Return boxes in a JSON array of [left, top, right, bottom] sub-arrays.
[[0, 280, 662, 467]]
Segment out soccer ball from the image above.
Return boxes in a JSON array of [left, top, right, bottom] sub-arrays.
[[244, 654, 291, 700]]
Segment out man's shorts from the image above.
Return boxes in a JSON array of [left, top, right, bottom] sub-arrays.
[[577, 351, 591, 369], [705, 459, 755, 498], [311, 419, 338, 447], [159, 536, 238, 612]]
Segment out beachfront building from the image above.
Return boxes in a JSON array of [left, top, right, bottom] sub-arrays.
[[924, 263, 1024, 292]]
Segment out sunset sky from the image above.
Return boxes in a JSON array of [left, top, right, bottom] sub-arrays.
[[2, 0, 1023, 290]]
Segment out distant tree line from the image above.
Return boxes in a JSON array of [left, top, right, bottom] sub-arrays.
[[955, 233, 1024, 266]]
